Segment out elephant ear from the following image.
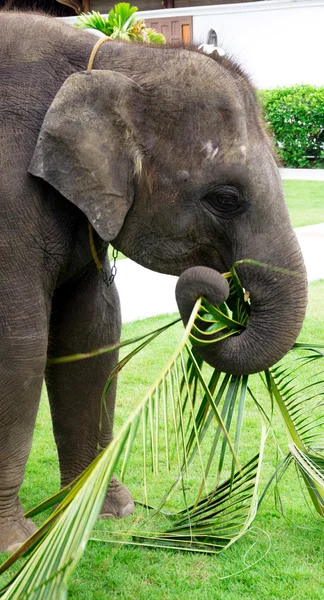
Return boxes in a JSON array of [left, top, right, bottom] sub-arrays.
[[29, 70, 142, 242]]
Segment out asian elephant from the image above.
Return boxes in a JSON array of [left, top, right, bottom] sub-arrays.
[[0, 11, 307, 553]]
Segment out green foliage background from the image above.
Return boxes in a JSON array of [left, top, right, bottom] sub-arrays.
[[260, 85, 324, 168], [76, 4, 166, 44]]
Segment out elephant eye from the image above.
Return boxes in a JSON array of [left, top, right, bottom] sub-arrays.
[[201, 185, 246, 219]]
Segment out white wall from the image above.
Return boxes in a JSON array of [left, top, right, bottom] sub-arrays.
[[63, 0, 324, 89], [137, 0, 324, 89]]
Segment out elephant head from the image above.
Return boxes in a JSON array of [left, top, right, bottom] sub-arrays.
[[29, 45, 307, 376]]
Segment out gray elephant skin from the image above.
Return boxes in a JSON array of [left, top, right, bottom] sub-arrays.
[[0, 11, 307, 553]]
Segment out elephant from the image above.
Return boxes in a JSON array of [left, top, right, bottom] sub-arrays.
[[0, 10, 307, 553]]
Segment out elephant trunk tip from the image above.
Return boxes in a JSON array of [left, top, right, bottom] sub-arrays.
[[176, 263, 308, 377], [176, 266, 229, 325]]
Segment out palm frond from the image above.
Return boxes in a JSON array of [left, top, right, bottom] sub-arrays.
[[1, 262, 323, 598], [75, 11, 113, 36], [142, 28, 166, 45], [0, 283, 264, 597], [75, 5, 166, 44], [266, 348, 324, 516], [130, 440, 266, 553], [75, 5, 139, 37]]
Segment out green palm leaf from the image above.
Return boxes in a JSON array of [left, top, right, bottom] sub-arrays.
[[141, 28, 166, 45], [0, 264, 322, 598], [75, 5, 166, 44], [130, 443, 266, 553], [0, 280, 264, 598], [76, 10, 113, 36], [267, 348, 324, 516]]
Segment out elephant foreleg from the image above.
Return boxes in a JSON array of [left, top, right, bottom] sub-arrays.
[[45, 264, 134, 518], [0, 280, 49, 553]]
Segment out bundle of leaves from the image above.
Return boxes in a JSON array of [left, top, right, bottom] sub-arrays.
[[0, 265, 323, 598], [75, 3, 166, 44], [260, 85, 324, 168]]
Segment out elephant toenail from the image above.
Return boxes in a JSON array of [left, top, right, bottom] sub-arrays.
[[7, 541, 23, 554], [121, 501, 134, 517], [99, 512, 116, 519]]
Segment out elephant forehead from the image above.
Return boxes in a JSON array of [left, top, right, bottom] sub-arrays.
[[149, 100, 249, 164], [200, 139, 248, 166], [168, 97, 249, 154]]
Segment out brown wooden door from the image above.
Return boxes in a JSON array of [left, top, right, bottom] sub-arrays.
[[144, 16, 192, 44]]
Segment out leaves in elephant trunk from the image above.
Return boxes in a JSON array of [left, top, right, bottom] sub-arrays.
[[0, 268, 323, 599], [189, 281, 249, 347]]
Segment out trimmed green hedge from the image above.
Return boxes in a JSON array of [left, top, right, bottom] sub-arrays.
[[260, 85, 324, 168]]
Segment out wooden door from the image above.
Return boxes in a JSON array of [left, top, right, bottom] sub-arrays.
[[144, 16, 193, 44]]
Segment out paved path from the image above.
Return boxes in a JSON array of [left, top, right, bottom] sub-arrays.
[[117, 260, 178, 323], [294, 223, 324, 283], [117, 222, 324, 323], [280, 168, 324, 181], [118, 170, 324, 323]]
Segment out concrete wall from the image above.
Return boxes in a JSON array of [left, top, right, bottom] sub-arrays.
[[91, 0, 258, 11], [63, 0, 324, 89], [136, 0, 324, 88]]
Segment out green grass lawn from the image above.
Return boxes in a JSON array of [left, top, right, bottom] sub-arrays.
[[283, 180, 324, 228], [1, 280, 323, 600], [1, 180, 323, 597]]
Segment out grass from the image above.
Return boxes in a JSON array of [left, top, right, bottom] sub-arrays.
[[1, 280, 323, 599], [0, 180, 323, 597], [108, 246, 126, 261], [283, 180, 324, 228]]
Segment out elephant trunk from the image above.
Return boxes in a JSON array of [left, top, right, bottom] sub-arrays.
[[176, 237, 308, 376]]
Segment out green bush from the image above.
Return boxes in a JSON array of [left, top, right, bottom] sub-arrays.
[[76, 4, 166, 44], [260, 85, 324, 168]]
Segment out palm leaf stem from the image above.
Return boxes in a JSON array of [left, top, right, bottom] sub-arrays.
[[268, 371, 305, 449]]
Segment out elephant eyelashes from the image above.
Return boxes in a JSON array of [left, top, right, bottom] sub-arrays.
[[201, 185, 246, 219]]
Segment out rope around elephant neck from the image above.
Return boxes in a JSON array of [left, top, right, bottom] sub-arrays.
[[87, 36, 111, 70], [87, 36, 119, 288], [88, 222, 118, 288]]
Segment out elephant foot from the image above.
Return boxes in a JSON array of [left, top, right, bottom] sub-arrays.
[[99, 476, 134, 519], [0, 514, 37, 554]]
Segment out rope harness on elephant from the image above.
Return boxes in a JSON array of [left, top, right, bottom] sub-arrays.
[[87, 36, 111, 70], [87, 37, 119, 288]]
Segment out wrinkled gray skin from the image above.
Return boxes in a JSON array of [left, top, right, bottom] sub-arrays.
[[0, 12, 307, 553]]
